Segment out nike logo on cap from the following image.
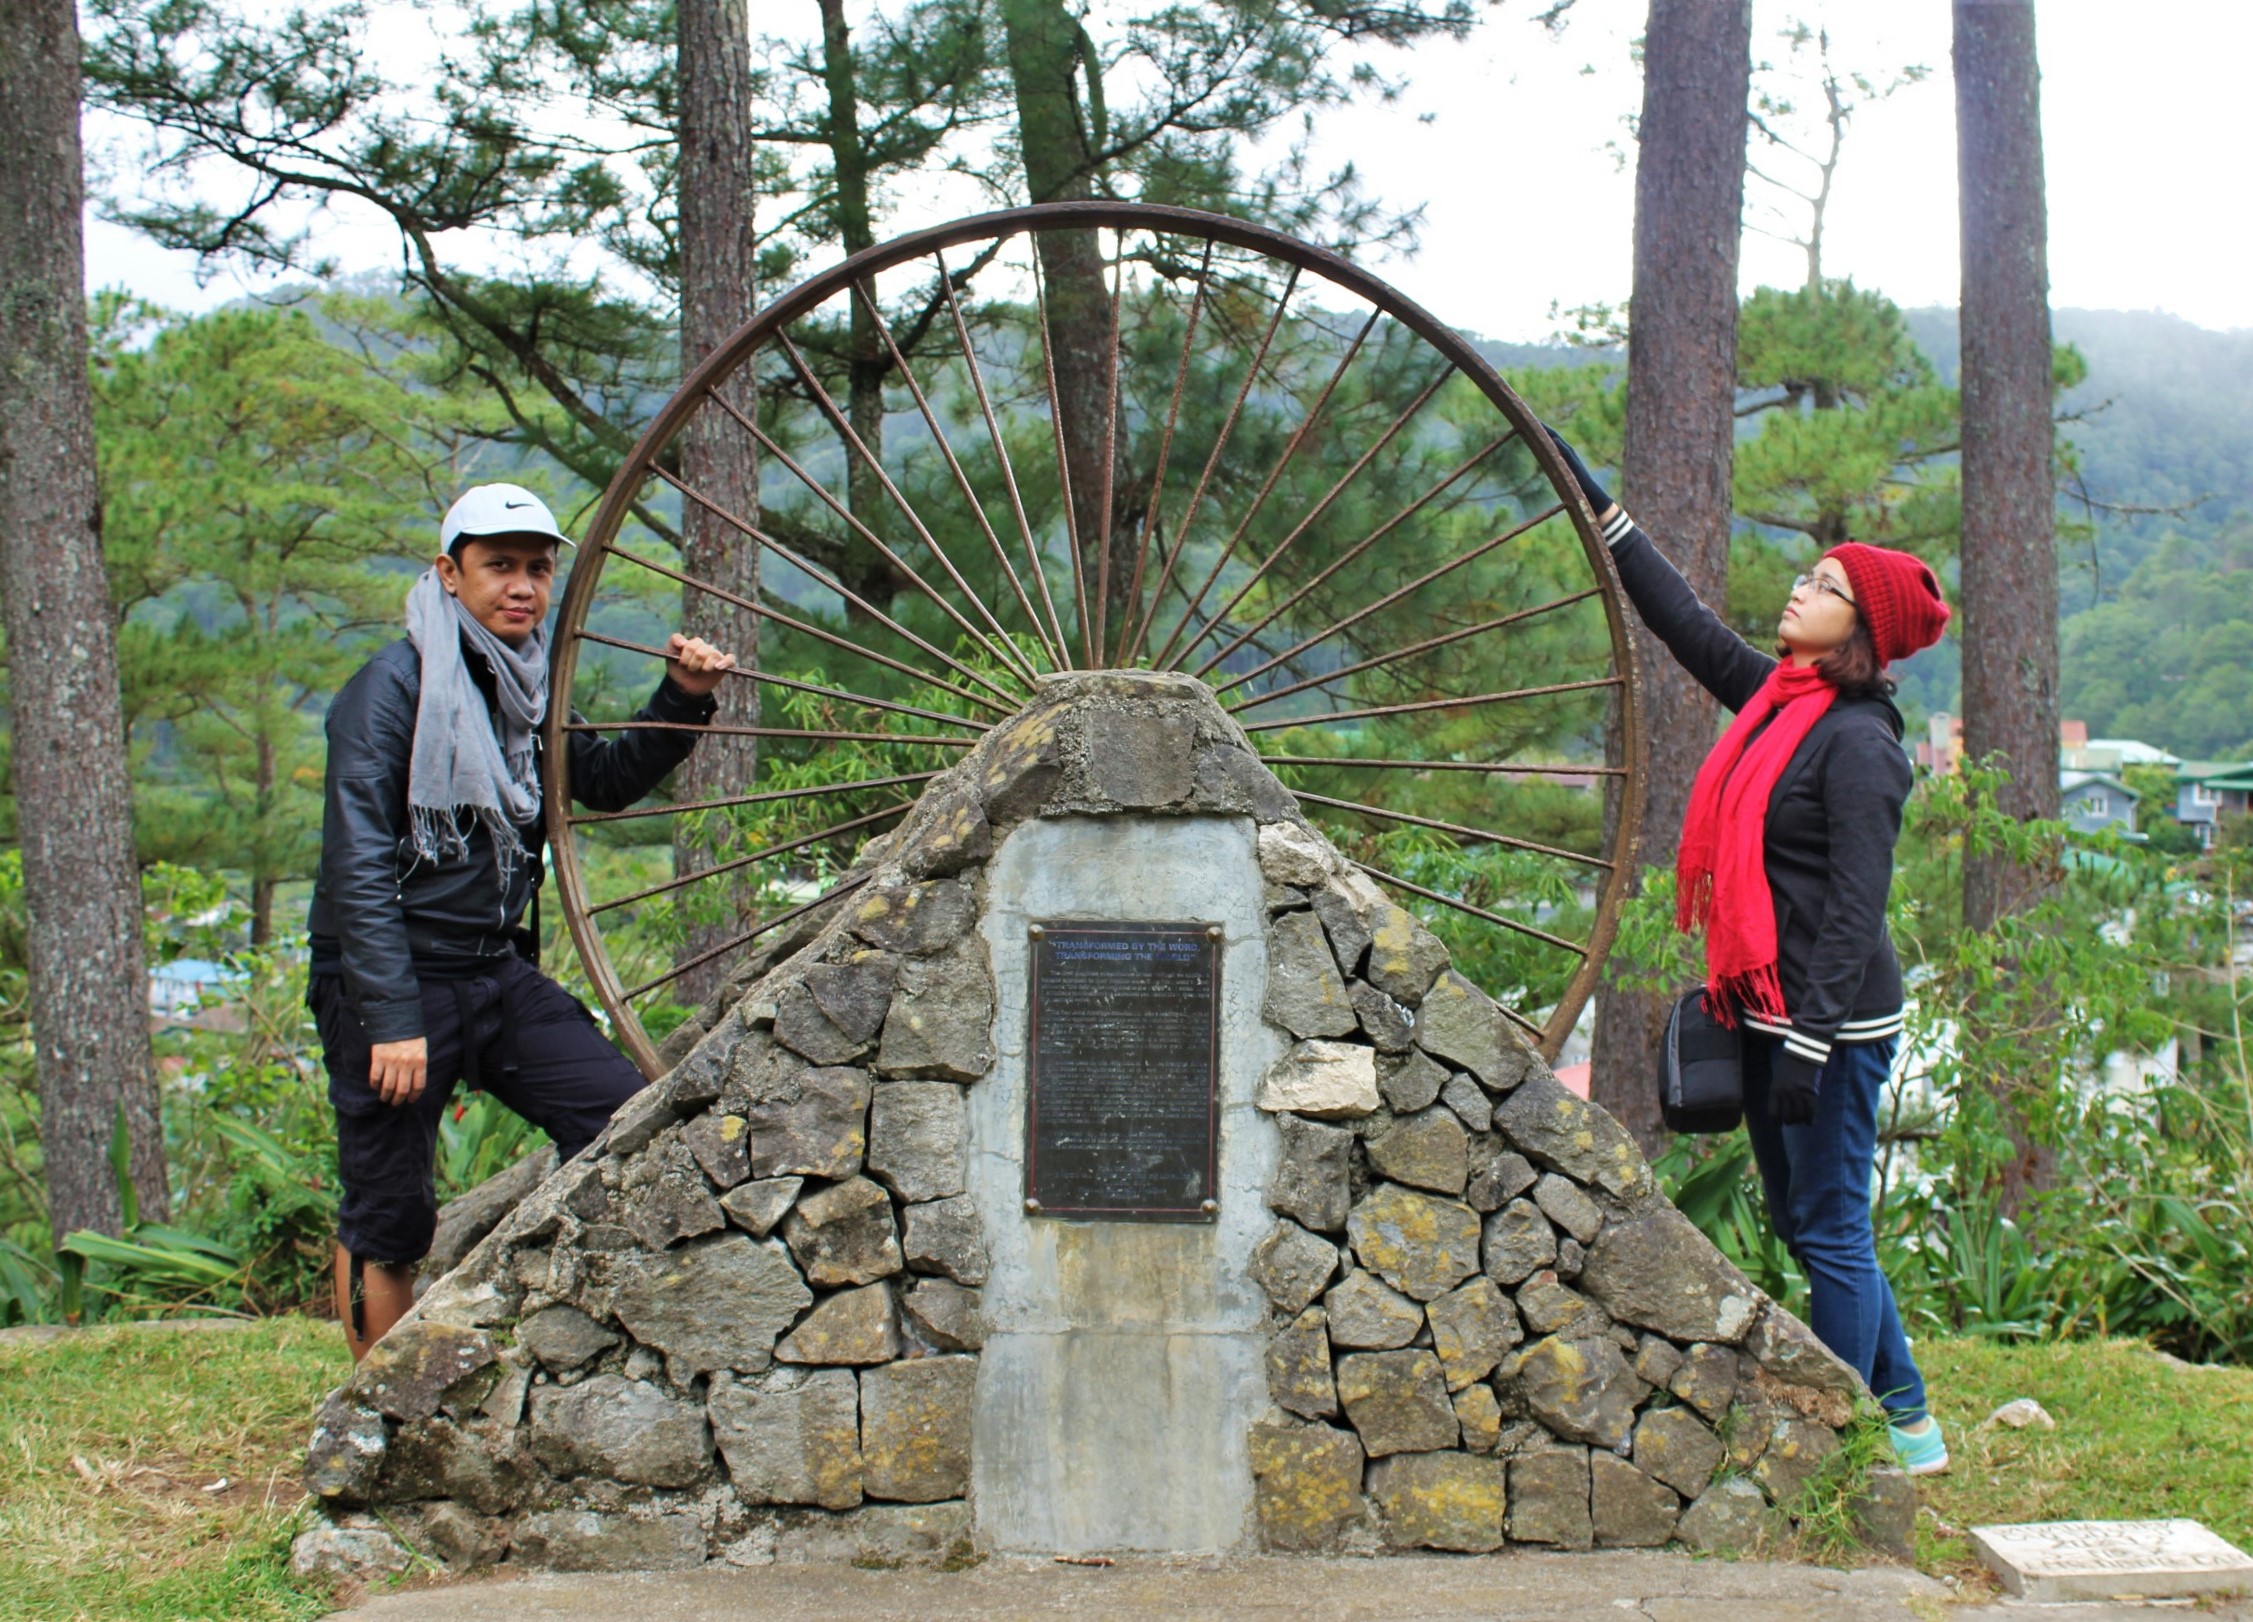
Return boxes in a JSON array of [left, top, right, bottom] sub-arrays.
[[503, 499, 534, 509]]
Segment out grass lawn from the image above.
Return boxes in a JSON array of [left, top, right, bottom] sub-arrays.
[[0, 1320, 2247, 1618], [0, 1317, 348, 1622], [1910, 1337, 2253, 1581]]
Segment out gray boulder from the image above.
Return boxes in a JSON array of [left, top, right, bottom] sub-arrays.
[[1579, 1204, 1759, 1343], [1334, 1349, 1458, 1456], [708, 1366, 864, 1509], [529, 1374, 711, 1487], [867, 1081, 968, 1203], [611, 1233, 813, 1377], [779, 1176, 903, 1287]]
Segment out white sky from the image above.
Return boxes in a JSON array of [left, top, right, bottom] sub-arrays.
[[80, 0, 2253, 341]]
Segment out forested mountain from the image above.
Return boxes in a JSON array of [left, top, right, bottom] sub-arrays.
[[1906, 306, 2253, 612], [1914, 307, 2253, 755]]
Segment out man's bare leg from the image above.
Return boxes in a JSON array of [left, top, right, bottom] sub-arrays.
[[333, 1243, 417, 1363]]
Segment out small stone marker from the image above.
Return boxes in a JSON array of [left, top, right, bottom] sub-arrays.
[[1969, 1518, 2253, 1603]]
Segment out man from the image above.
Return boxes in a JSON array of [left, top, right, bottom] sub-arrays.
[[308, 482, 734, 1360]]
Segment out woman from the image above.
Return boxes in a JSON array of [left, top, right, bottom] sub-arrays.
[[1547, 427, 1950, 1476]]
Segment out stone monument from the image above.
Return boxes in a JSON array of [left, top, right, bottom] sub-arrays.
[[298, 670, 1887, 1576]]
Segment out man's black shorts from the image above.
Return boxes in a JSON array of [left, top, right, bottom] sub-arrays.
[[311, 955, 644, 1265]]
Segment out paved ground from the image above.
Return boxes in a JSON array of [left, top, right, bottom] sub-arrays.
[[336, 1550, 2252, 1621]]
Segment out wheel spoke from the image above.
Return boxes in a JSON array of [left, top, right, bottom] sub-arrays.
[[1297, 789, 1612, 871], [589, 801, 912, 918], [1237, 674, 1622, 735], [574, 629, 991, 735], [1257, 754, 1624, 777], [1181, 363, 1455, 676], [652, 449, 1023, 705], [606, 539, 1014, 715], [936, 247, 1076, 669], [1216, 502, 1567, 696], [1091, 237, 1126, 667], [569, 772, 942, 827], [772, 332, 1043, 686], [1197, 431, 1518, 679], [851, 274, 1061, 673], [1351, 860, 1588, 955], [1031, 249, 1095, 664], [1112, 236, 1213, 666], [563, 719, 975, 749], [1120, 263, 1302, 667], [617, 874, 876, 1003], [1151, 306, 1382, 670], [1227, 587, 1605, 713]]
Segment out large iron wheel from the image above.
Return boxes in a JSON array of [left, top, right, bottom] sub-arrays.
[[548, 202, 1644, 1077]]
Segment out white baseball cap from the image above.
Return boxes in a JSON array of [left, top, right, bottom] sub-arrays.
[[439, 483, 575, 556]]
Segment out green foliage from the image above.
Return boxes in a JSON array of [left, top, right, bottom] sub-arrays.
[[1733, 281, 1961, 569], [90, 295, 478, 940]]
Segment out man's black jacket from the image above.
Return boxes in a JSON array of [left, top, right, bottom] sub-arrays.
[[307, 637, 715, 1043], [1608, 519, 1911, 1092]]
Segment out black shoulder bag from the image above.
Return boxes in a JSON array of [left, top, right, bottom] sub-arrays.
[[1658, 986, 1744, 1134]]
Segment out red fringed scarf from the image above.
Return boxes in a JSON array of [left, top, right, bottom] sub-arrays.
[[1676, 661, 1837, 1026]]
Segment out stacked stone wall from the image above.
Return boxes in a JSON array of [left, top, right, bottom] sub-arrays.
[[1237, 816, 1873, 1554]]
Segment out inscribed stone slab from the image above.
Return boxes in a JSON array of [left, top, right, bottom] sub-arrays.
[[1969, 1518, 2253, 1603]]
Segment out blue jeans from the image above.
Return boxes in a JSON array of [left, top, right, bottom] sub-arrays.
[[1742, 1032, 1928, 1422]]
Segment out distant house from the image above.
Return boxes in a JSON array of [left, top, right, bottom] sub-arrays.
[[2060, 771, 2139, 835], [148, 957, 247, 1028], [2064, 736, 2181, 774], [1917, 713, 1963, 774], [2175, 761, 2253, 849], [1916, 714, 2169, 778]]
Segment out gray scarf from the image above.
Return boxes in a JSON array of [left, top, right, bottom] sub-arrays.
[[404, 567, 549, 883]]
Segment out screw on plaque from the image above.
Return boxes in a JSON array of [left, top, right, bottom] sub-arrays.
[[1199, 1199, 1220, 1215], [1206, 925, 1223, 939], [1028, 924, 1045, 940], [1024, 1198, 1042, 1213]]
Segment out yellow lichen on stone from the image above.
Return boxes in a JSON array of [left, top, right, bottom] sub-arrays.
[[1367, 1452, 1508, 1551], [1345, 1183, 1482, 1301], [1249, 1416, 1364, 1550], [975, 710, 1058, 798], [1367, 907, 1419, 980]]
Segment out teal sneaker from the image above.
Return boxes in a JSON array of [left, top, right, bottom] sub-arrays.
[[1888, 1416, 1949, 1476]]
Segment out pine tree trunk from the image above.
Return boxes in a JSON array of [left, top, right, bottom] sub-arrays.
[[1954, 0, 2058, 1212], [818, 0, 891, 552], [671, 0, 762, 1009], [1589, 0, 1753, 1154], [1001, 0, 1122, 660], [0, 0, 170, 1234], [252, 727, 277, 948]]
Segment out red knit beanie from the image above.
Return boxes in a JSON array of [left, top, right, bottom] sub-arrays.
[[1823, 542, 1951, 666]]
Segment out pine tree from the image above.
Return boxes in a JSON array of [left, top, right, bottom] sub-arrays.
[[91, 298, 455, 945], [0, 0, 169, 1236], [1590, 0, 1754, 1151], [1954, 0, 2061, 1212]]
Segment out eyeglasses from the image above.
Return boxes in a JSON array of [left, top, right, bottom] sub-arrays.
[[1791, 572, 1856, 608]]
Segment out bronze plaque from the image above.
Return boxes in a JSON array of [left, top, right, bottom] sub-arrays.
[[1026, 920, 1221, 1221]]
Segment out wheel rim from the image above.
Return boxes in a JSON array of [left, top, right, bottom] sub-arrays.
[[548, 201, 1645, 1077]]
